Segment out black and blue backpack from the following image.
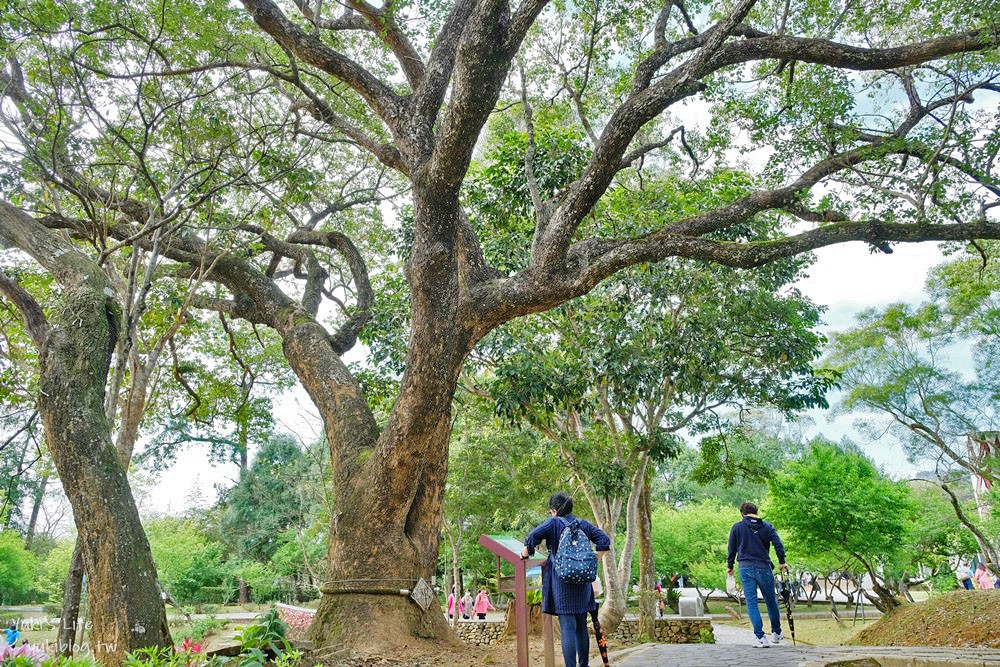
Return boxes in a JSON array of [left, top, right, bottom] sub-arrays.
[[552, 517, 598, 585]]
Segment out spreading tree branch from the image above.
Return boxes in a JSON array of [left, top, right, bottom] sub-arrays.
[[0, 267, 49, 349], [239, 0, 406, 125]]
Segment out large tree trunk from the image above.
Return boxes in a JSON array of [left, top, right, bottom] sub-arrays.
[[305, 370, 458, 648], [38, 287, 171, 665], [298, 193, 473, 649], [280, 302, 465, 647], [58, 341, 162, 657], [101, 206, 461, 650]]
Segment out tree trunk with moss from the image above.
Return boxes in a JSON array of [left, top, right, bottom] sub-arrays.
[[0, 203, 171, 665]]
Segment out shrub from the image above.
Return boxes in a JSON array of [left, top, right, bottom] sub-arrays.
[[186, 617, 228, 643], [0, 531, 38, 605], [233, 608, 290, 656], [40, 657, 97, 667]]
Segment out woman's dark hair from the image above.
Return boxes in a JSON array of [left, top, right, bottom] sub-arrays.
[[739, 502, 758, 516], [549, 492, 573, 516]]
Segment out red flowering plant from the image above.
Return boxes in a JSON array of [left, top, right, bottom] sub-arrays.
[[178, 639, 203, 654]]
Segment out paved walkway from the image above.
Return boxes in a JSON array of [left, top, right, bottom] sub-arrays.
[[621, 643, 1000, 666], [710, 624, 758, 644]]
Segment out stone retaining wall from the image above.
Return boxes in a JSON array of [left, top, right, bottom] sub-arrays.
[[612, 617, 713, 644], [455, 620, 506, 646], [453, 617, 713, 646], [276, 603, 316, 639]]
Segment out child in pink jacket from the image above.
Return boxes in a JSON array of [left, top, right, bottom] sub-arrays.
[[473, 589, 495, 620]]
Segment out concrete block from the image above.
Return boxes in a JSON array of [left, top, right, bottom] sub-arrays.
[[677, 596, 703, 617]]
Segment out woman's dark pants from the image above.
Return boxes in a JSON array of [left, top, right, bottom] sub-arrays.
[[558, 612, 590, 667]]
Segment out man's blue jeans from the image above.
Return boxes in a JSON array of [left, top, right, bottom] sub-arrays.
[[739, 565, 782, 640], [558, 613, 590, 667]]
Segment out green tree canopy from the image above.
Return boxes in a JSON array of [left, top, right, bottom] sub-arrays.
[[145, 516, 232, 605], [217, 433, 329, 565], [0, 529, 38, 605], [826, 301, 997, 483], [651, 501, 734, 592], [768, 441, 917, 610]]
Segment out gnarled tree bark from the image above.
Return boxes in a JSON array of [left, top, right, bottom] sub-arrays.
[[0, 202, 171, 665]]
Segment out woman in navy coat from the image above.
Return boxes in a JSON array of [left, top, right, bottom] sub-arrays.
[[521, 492, 611, 667]]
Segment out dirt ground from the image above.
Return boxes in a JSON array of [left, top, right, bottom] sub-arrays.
[[851, 589, 1000, 649]]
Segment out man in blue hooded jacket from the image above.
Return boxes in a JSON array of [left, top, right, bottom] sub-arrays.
[[727, 502, 788, 648]]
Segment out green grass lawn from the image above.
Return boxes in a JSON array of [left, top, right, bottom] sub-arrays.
[[715, 617, 874, 646], [12, 624, 59, 650]]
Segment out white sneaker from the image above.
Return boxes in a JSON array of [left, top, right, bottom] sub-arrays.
[[752, 636, 770, 648], [771, 631, 784, 645]]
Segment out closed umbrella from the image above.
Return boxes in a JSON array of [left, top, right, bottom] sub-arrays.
[[778, 570, 797, 646], [589, 609, 610, 666]]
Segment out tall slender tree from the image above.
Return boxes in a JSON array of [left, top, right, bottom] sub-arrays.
[[0, 2, 333, 658]]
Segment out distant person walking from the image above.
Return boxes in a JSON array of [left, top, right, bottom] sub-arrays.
[[973, 563, 993, 590], [473, 589, 495, 620], [727, 502, 788, 649], [446, 587, 462, 619], [462, 589, 474, 619], [957, 562, 974, 590], [521, 492, 611, 667]]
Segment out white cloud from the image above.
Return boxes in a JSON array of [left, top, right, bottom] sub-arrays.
[[795, 242, 946, 478]]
